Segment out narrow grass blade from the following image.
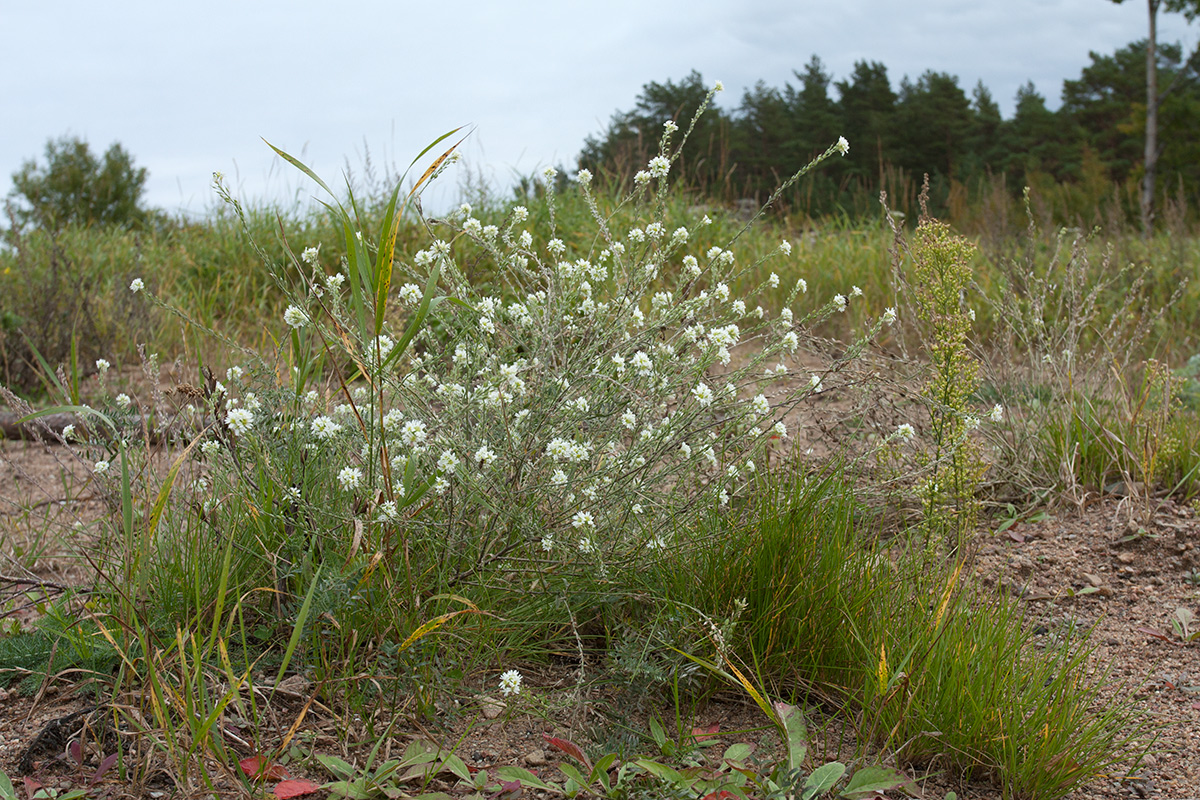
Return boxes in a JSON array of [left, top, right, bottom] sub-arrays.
[[273, 565, 323, 688]]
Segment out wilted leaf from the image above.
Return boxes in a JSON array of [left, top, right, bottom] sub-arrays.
[[1136, 626, 1173, 643], [240, 755, 291, 781], [543, 734, 591, 772], [274, 778, 323, 798]]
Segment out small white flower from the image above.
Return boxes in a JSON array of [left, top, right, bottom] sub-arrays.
[[752, 394, 769, 416], [401, 420, 428, 448], [337, 466, 362, 491], [437, 449, 461, 473], [773, 421, 788, 439], [692, 382, 714, 407], [664, 119, 679, 134], [621, 409, 637, 430], [780, 308, 793, 324], [632, 503, 644, 515], [897, 423, 916, 440], [851, 285, 863, 298], [714, 80, 725, 92], [833, 294, 847, 312], [284, 305, 308, 329], [95, 359, 111, 374], [680, 442, 692, 458], [129, 278, 145, 293], [326, 273, 346, 290], [200, 440, 221, 457], [782, 331, 799, 352], [551, 469, 568, 486], [301, 245, 320, 265], [311, 415, 342, 440], [634, 170, 651, 185], [115, 393, 132, 410], [378, 500, 399, 521], [226, 408, 254, 436], [990, 404, 1004, 423], [578, 536, 596, 554], [541, 535, 555, 551], [968, 308, 977, 322], [648, 156, 670, 179], [62, 424, 76, 441], [227, 365, 244, 381], [434, 476, 451, 495], [768, 272, 780, 289], [475, 443, 497, 468], [94, 459, 111, 475], [577, 168, 593, 186], [498, 669, 522, 696], [398, 283, 422, 305], [809, 374, 824, 393], [836, 136, 850, 156], [572, 511, 595, 529], [883, 307, 897, 325], [630, 351, 653, 376]]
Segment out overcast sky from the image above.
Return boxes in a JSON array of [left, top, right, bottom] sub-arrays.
[[3, 1, 1196, 217]]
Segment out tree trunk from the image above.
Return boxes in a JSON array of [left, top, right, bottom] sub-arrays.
[[1142, 0, 1160, 232]]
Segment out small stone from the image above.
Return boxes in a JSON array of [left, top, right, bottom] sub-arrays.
[[525, 749, 548, 766], [1143, 754, 1158, 768], [1083, 573, 1105, 587], [480, 696, 505, 719], [275, 674, 311, 694], [1117, 552, 1136, 564]]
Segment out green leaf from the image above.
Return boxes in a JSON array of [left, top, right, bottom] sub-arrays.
[[438, 753, 472, 783], [774, 702, 808, 770], [316, 754, 357, 780], [839, 765, 915, 799], [649, 717, 667, 748], [494, 766, 559, 792], [324, 780, 374, 800], [635, 759, 690, 787], [557, 762, 587, 787], [723, 742, 753, 764], [373, 184, 402, 336], [274, 565, 323, 688], [803, 762, 846, 798]]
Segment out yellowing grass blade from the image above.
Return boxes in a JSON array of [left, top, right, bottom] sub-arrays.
[[933, 558, 965, 630], [396, 609, 483, 653]]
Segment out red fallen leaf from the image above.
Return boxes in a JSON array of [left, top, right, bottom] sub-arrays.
[[692, 723, 720, 740], [543, 734, 591, 771], [1136, 627, 1173, 643], [23, 776, 43, 800], [702, 792, 737, 800], [239, 755, 291, 781], [1008, 530, 1026, 543], [1192, 702, 1200, 710], [274, 778, 322, 798]]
